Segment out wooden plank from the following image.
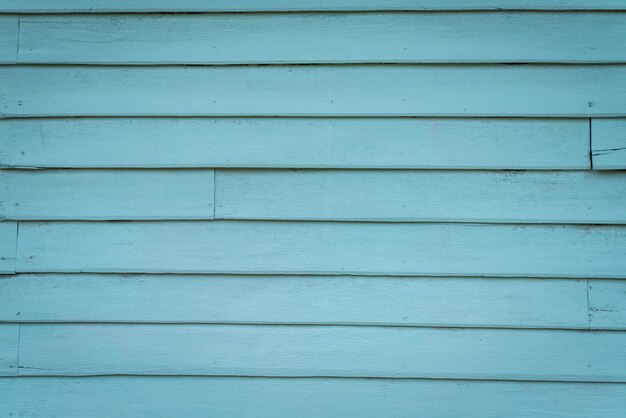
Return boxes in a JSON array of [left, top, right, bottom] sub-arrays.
[[0, 169, 214, 220], [17, 13, 626, 64], [15, 323, 626, 381], [3, 377, 626, 418], [0, 222, 17, 274], [15, 221, 626, 278], [589, 280, 626, 330], [2, 0, 626, 12], [592, 118, 626, 169], [216, 170, 626, 224], [2, 65, 625, 117], [0, 15, 17, 64], [0, 274, 589, 329], [0, 324, 18, 376], [0, 118, 590, 169]]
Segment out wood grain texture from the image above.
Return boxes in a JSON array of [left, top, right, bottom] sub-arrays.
[[0, 118, 590, 169], [0, 274, 589, 329], [0, 15, 17, 64], [589, 280, 626, 330], [216, 169, 626, 224], [2, 0, 626, 12], [3, 377, 626, 418], [17, 13, 626, 64], [0, 222, 17, 274], [0, 323, 18, 376], [0, 169, 214, 220], [2, 65, 625, 117], [592, 118, 626, 169], [15, 221, 626, 278], [14, 323, 626, 381]]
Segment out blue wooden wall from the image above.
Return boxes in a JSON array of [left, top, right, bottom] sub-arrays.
[[1, 1, 626, 416]]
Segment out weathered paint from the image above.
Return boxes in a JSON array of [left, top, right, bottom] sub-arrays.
[[592, 118, 626, 169]]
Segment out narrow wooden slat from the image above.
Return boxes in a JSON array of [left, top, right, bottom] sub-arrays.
[[216, 170, 626, 224], [15, 221, 626, 278], [589, 280, 626, 330], [0, 169, 214, 220], [0, 15, 17, 64], [2, 65, 625, 117], [592, 118, 626, 169], [2, 0, 626, 12], [17, 13, 626, 64], [15, 323, 626, 381], [0, 274, 589, 329], [3, 377, 626, 418], [0, 323, 18, 376], [0, 222, 17, 274], [0, 118, 590, 169]]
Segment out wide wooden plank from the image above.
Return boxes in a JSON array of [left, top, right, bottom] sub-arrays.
[[2, 0, 626, 12], [0, 274, 589, 328], [2, 65, 625, 117], [589, 280, 626, 330], [3, 377, 626, 418], [0, 324, 18, 376], [592, 118, 626, 169], [15, 221, 626, 278], [15, 323, 626, 381], [0, 169, 214, 220], [0, 15, 17, 64], [17, 13, 626, 64], [0, 222, 17, 274], [216, 170, 626, 224], [0, 118, 590, 169]]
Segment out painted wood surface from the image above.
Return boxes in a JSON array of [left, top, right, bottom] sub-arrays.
[[2, 0, 626, 12], [592, 118, 626, 169], [589, 280, 626, 330], [3, 377, 626, 418], [15, 221, 626, 278], [0, 222, 17, 274], [0, 169, 214, 220], [216, 170, 626, 224], [0, 15, 17, 64], [17, 13, 626, 64], [14, 323, 626, 381], [0, 118, 590, 169], [2, 65, 626, 117], [0, 323, 18, 376], [0, 274, 589, 329]]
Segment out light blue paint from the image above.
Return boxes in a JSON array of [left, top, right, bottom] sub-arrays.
[[592, 118, 626, 169]]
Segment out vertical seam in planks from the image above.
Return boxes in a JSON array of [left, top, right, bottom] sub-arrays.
[[15, 323, 20, 376], [213, 169, 217, 219], [14, 14, 19, 63], [589, 118, 594, 170], [586, 279, 591, 330]]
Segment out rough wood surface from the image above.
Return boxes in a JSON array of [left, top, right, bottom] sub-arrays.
[[0, 274, 589, 329], [216, 169, 626, 223], [17, 13, 626, 64], [0, 222, 17, 274], [0, 169, 214, 220], [15, 221, 626, 278], [2, 65, 625, 117], [3, 376, 626, 418], [0, 323, 18, 376], [592, 118, 626, 169], [589, 280, 626, 330], [0, 118, 590, 169], [0, 15, 17, 64], [14, 323, 626, 381]]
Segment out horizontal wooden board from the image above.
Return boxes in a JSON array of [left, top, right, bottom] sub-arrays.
[[15, 221, 626, 278], [0, 169, 214, 220], [0, 222, 17, 274], [0, 118, 590, 169], [2, 65, 625, 117], [0, 324, 18, 376], [14, 323, 626, 381], [17, 13, 626, 64], [0, 274, 589, 329], [2, 0, 626, 12], [589, 280, 626, 330], [216, 170, 626, 224], [592, 118, 626, 169], [3, 377, 626, 418], [0, 15, 17, 64]]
